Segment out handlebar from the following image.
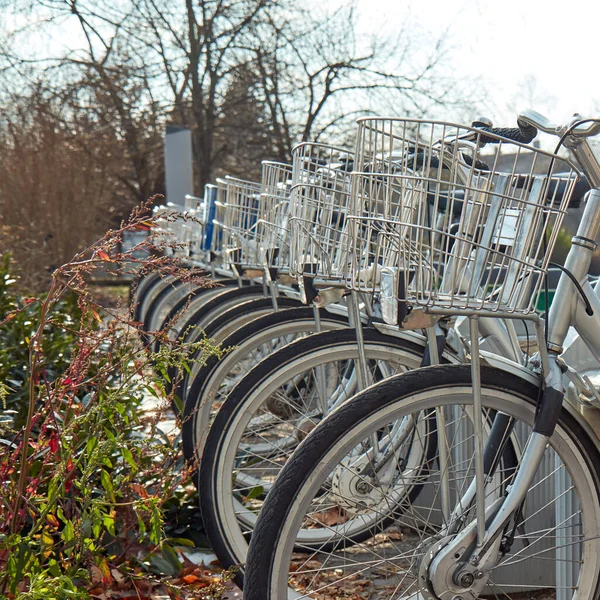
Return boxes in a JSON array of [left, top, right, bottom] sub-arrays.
[[517, 109, 600, 188], [519, 109, 600, 139], [474, 121, 538, 145]]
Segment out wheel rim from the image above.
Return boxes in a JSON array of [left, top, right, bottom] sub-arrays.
[[190, 321, 345, 458], [268, 386, 600, 599], [213, 342, 424, 565]]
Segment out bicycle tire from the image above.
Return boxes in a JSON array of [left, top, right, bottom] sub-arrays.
[[199, 328, 450, 579], [244, 364, 600, 599], [181, 306, 349, 460], [169, 296, 303, 400]]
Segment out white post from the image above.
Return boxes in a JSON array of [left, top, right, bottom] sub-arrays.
[[164, 126, 194, 207]]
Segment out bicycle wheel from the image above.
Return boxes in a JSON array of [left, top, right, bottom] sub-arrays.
[[134, 273, 179, 326], [144, 279, 207, 335], [244, 364, 600, 599], [154, 278, 245, 353], [181, 306, 349, 460], [170, 296, 303, 400], [173, 285, 268, 346], [199, 329, 448, 575], [130, 270, 162, 322]]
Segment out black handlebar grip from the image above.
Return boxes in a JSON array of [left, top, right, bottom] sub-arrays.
[[475, 121, 538, 145]]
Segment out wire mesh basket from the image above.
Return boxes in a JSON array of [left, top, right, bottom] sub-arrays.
[[347, 118, 580, 315], [184, 194, 202, 211], [183, 194, 204, 257], [220, 176, 262, 268], [256, 161, 293, 272], [209, 178, 229, 259], [289, 142, 354, 282]]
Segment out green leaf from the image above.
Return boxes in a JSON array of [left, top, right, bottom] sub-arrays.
[[48, 558, 61, 577], [145, 384, 159, 398], [149, 505, 162, 545], [92, 521, 101, 538], [121, 447, 137, 472], [103, 514, 116, 536], [166, 537, 195, 547], [100, 469, 116, 502], [103, 427, 116, 441], [161, 544, 182, 574], [158, 366, 171, 384], [47, 478, 58, 504], [41, 531, 53, 548], [245, 485, 264, 501], [86, 437, 98, 455], [146, 544, 181, 577], [146, 552, 179, 577], [61, 520, 74, 543], [171, 393, 183, 414], [29, 459, 43, 478], [136, 511, 147, 536]]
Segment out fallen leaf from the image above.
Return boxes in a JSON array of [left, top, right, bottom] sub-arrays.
[[111, 568, 125, 584], [90, 566, 103, 585]]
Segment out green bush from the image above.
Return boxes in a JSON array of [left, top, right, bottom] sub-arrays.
[[0, 209, 225, 598], [0, 253, 82, 430]]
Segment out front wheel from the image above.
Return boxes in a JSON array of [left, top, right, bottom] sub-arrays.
[[199, 329, 448, 578], [244, 364, 600, 600]]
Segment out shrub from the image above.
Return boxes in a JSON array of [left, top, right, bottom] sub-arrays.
[[0, 204, 227, 598]]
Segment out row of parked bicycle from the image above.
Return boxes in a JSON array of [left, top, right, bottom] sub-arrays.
[[131, 111, 600, 599]]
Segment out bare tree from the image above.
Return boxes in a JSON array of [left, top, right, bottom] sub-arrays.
[[251, 3, 470, 153], [0, 90, 135, 287], [2, 0, 465, 186]]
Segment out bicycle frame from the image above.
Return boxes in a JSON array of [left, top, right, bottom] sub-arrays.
[[427, 115, 600, 590]]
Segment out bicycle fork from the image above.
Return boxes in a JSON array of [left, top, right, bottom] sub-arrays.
[[428, 194, 600, 595]]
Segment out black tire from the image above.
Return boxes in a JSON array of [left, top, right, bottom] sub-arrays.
[[181, 307, 349, 459], [174, 285, 268, 344], [199, 328, 444, 582], [245, 364, 600, 599], [133, 272, 176, 325], [130, 270, 161, 320], [168, 296, 303, 400], [147, 282, 264, 351], [155, 278, 244, 351], [143, 278, 209, 342]]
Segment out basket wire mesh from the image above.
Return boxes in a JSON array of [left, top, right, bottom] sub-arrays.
[[182, 194, 204, 257], [289, 142, 354, 282], [210, 178, 229, 260], [347, 118, 580, 315], [257, 161, 293, 272], [220, 176, 262, 268]]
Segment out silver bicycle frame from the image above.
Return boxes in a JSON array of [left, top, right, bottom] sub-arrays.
[[431, 115, 600, 583]]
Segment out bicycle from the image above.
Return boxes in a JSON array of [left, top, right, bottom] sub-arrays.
[[243, 111, 600, 599], [195, 132, 574, 578]]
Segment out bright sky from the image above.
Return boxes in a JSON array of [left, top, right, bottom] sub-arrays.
[[348, 0, 600, 123], [6, 0, 600, 128]]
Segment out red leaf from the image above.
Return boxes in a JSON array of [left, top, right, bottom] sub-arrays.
[[49, 433, 58, 453], [97, 250, 112, 262]]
